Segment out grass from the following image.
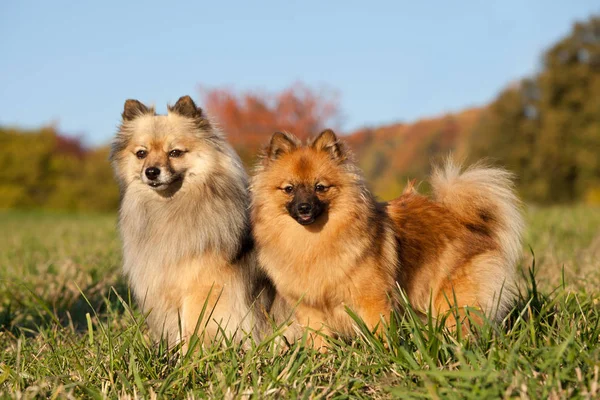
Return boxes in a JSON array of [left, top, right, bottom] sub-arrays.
[[0, 206, 599, 399]]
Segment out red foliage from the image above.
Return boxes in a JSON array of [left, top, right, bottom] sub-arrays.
[[199, 82, 341, 149]]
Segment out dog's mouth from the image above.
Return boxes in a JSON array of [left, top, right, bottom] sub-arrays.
[[146, 176, 183, 191], [288, 202, 327, 226], [296, 214, 316, 225], [294, 208, 327, 226]]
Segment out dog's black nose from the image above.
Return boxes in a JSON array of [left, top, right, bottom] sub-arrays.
[[297, 203, 312, 214], [145, 167, 161, 180]]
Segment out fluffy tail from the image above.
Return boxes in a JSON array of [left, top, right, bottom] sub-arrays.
[[431, 158, 524, 268]]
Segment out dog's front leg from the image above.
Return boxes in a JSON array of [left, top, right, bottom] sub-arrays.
[[295, 303, 331, 352]]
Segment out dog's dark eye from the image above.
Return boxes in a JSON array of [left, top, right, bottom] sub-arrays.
[[283, 185, 294, 194], [136, 150, 147, 159], [169, 149, 183, 158], [315, 184, 327, 193]]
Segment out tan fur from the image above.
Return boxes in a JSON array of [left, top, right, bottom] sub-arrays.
[[111, 96, 278, 347], [252, 131, 524, 349]]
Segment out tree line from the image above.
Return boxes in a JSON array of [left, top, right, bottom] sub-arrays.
[[0, 127, 118, 211], [1, 16, 598, 211], [468, 16, 600, 203]]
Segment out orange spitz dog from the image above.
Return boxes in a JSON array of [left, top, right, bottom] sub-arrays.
[[251, 129, 523, 349]]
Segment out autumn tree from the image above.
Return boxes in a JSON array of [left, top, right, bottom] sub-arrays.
[[199, 82, 341, 164]]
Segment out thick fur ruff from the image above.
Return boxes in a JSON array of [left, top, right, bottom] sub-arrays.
[[111, 96, 277, 346], [251, 130, 524, 348]]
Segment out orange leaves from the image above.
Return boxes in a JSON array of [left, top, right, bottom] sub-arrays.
[[200, 82, 341, 149]]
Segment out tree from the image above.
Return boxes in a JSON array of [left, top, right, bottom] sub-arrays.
[[199, 82, 341, 165], [0, 127, 119, 211], [536, 17, 600, 202], [468, 16, 600, 203]]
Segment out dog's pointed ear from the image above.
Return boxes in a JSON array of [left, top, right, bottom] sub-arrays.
[[122, 99, 152, 121], [169, 95, 204, 119], [266, 132, 299, 161], [402, 178, 418, 195], [311, 129, 345, 161]]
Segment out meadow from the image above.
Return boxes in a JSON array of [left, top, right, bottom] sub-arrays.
[[1, 206, 599, 399]]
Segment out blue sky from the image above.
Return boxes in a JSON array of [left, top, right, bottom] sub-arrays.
[[1, 1, 598, 146]]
